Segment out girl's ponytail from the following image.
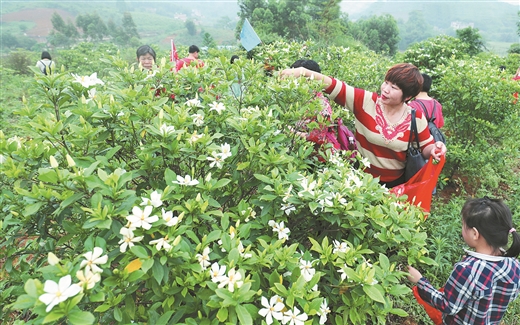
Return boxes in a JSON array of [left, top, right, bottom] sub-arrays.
[[506, 228, 520, 258]]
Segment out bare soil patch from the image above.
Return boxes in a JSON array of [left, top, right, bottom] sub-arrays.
[[1, 8, 75, 41]]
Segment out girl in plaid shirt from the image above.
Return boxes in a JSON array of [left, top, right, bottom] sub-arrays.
[[408, 197, 520, 324]]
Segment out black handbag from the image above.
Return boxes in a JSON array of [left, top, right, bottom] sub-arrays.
[[405, 110, 426, 181]]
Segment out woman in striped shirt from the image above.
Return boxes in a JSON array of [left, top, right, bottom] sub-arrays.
[[281, 63, 446, 187]]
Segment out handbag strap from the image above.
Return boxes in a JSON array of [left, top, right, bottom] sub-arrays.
[[408, 109, 421, 151], [417, 100, 437, 122]]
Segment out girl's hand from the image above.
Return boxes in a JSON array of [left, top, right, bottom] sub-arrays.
[[407, 265, 423, 283]]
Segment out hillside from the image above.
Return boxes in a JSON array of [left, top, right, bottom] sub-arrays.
[[1, 0, 518, 53], [351, 0, 518, 43]]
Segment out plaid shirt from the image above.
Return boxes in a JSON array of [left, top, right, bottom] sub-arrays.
[[417, 250, 520, 324]]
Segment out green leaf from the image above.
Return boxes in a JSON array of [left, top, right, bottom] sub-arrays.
[[130, 245, 150, 258], [38, 168, 58, 184], [235, 304, 252, 324], [24, 278, 39, 297], [24, 202, 43, 217], [114, 306, 123, 321], [60, 192, 84, 209], [389, 308, 408, 317], [212, 178, 231, 189], [67, 310, 96, 325], [12, 294, 36, 309], [217, 307, 228, 322], [152, 259, 165, 284], [156, 311, 174, 325], [362, 284, 386, 304], [43, 310, 65, 324]]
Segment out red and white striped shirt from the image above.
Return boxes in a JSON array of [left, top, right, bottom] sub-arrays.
[[325, 78, 434, 183]]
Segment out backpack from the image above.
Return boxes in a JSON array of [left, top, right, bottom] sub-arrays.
[[39, 60, 52, 75], [416, 100, 446, 144], [336, 118, 358, 157], [305, 118, 358, 161]]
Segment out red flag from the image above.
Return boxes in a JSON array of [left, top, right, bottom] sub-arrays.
[[170, 39, 178, 62]]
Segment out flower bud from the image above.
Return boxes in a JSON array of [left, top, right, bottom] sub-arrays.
[[49, 155, 59, 168], [48, 252, 60, 265], [66, 154, 76, 167]]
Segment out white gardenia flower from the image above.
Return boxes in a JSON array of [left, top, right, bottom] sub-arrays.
[[282, 307, 308, 325], [217, 268, 243, 292], [149, 237, 172, 251], [276, 221, 290, 240], [298, 177, 316, 196], [76, 269, 101, 290], [126, 205, 159, 230], [191, 113, 204, 126], [258, 296, 284, 325], [196, 247, 211, 270], [237, 241, 252, 259], [161, 209, 179, 227], [338, 265, 348, 281], [299, 259, 316, 282], [209, 262, 227, 283], [317, 299, 331, 325], [72, 72, 104, 87], [159, 124, 175, 137], [333, 240, 349, 254], [281, 203, 296, 216], [38, 275, 81, 312], [185, 98, 201, 107], [140, 190, 163, 208], [80, 247, 108, 274], [189, 131, 204, 144], [209, 101, 226, 114], [118, 227, 144, 253], [207, 151, 224, 169], [219, 143, 232, 159], [173, 175, 199, 186]]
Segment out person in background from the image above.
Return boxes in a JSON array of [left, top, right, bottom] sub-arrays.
[[409, 73, 444, 129], [281, 63, 446, 188], [408, 197, 520, 325], [36, 51, 55, 75], [136, 45, 156, 70], [176, 45, 204, 71]]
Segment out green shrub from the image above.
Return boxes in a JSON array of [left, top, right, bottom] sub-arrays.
[[0, 51, 434, 325]]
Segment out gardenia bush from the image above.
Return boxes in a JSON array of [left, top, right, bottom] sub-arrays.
[[1, 48, 435, 324]]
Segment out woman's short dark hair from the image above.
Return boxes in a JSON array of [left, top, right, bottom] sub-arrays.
[[290, 59, 321, 73], [136, 45, 156, 61], [230, 55, 239, 64], [189, 45, 200, 54], [421, 73, 432, 93], [41, 51, 52, 60], [385, 63, 423, 102]]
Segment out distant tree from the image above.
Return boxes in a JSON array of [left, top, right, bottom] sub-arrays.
[[517, 11, 520, 38], [2, 33, 19, 49], [185, 20, 197, 36], [398, 10, 435, 50], [351, 14, 400, 55], [307, 0, 345, 45], [122, 12, 139, 39], [76, 12, 108, 41], [50, 12, 78, 47], [456, 26, 486, 56], [508, 43, 520, 55], [202, 31, 217, 48]]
